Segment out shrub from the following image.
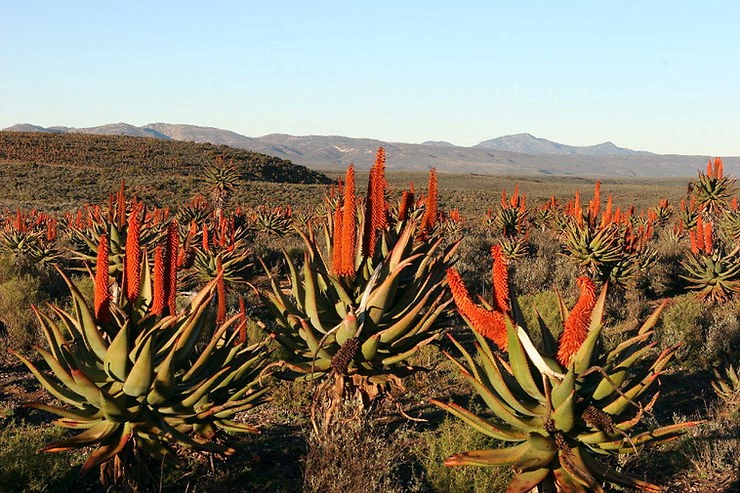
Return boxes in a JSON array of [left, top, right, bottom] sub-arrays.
[[0, 275, 44, 351], [703, 301, 740, 367], [0, 423, 87, 493], [303, 405, 409, 493], [416, 417, 511, 493], [657, 294, 709, 369]]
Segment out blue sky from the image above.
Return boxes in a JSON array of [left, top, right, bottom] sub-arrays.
[[1, 1, 739, 155]]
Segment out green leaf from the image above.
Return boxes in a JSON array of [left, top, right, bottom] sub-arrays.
[[122, 335, 154, 397]]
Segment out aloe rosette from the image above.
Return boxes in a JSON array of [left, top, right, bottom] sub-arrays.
[[434, 260, 698, 492], [261, 221, 457, 394], [681, 248, 740, 302], [12, 227, 270, 486], [260, 158, 457, 418]]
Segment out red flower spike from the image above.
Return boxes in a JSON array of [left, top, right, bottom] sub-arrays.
[[510, 184, 519, 208], [94, 235, 111, 323], [490, 245, 510, 315], [689, 231, 699, 254], [399, 190, 414, 222], [165, 221, 179, 316], [124, 201, 142, 303], [695, 216, 705, 252], [703, 221, 713, 254], [573, 191, 582, 226], [337, 165, 357, 277], [557, 277, 597, 366], [363, 147, 387, 257], [715, 157, 723, 179], [151, 245, 166, 316], [447, 268, 508, 350], [202, 224, 209, 251], [422, 168, 438, 232]]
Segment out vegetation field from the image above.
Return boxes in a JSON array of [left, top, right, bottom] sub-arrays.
[[0, 135, 737, 493]]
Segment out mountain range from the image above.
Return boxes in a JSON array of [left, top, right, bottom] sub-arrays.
[[5, 122, 737, 178]]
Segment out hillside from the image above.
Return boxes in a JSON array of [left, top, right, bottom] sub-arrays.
[[5, 122, 739, 177], [0, 131, 330, 184], [0, 131, 332, 212]]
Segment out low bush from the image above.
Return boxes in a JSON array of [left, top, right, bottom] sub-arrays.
[[0, 422, 87, 493]]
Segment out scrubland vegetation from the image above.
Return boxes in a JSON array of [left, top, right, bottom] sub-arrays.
[[0, 135, 738, 492]]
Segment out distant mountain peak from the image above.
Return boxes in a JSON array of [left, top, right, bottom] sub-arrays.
[[421, 140, 455, 147], [475, 133, 651, 156]]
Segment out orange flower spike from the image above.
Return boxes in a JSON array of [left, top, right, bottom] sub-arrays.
[[490, 245, 510, 314], [510, 184, 519, 208], [689, 230, 699, 254], [731, 197, 738, 211], [398, 190, 413, 222], [216, 256, 226, 324], [124, 202, 143, 303], [371, 147, 388, 232], [202, 224, 209, 251], [338, 164, 357, 276], [519, 194, 526, 213], [557, 277, 597, 366], [151, 245, 166, 316], [714, 157, 723, 179], [166, 221, 179, 316], [573, 191, 582, 226], [363, 148, 386, 257], [94, 234, 111, 323], [591, 181, 601, 220], [446, 268, 508, 350], [703, 221, 713, 254], [422, 168, 438, 231], [46, 218, 57, 242], [613, 207, 621, 225], [695, 216, 705, 252], [706, 159, 713, 178]]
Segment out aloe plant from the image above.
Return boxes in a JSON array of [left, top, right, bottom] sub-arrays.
[[12, 221, 270, 489], [692, 158, 736, 215], [259, 162, 457, 429], [435, 261, 698, 492], [681, 248, 740, 302]]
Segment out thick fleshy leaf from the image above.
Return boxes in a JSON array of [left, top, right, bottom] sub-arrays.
[[444, 442, 530, 467], [506, 319, 545, 402], [430, 399, 528, 441]]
